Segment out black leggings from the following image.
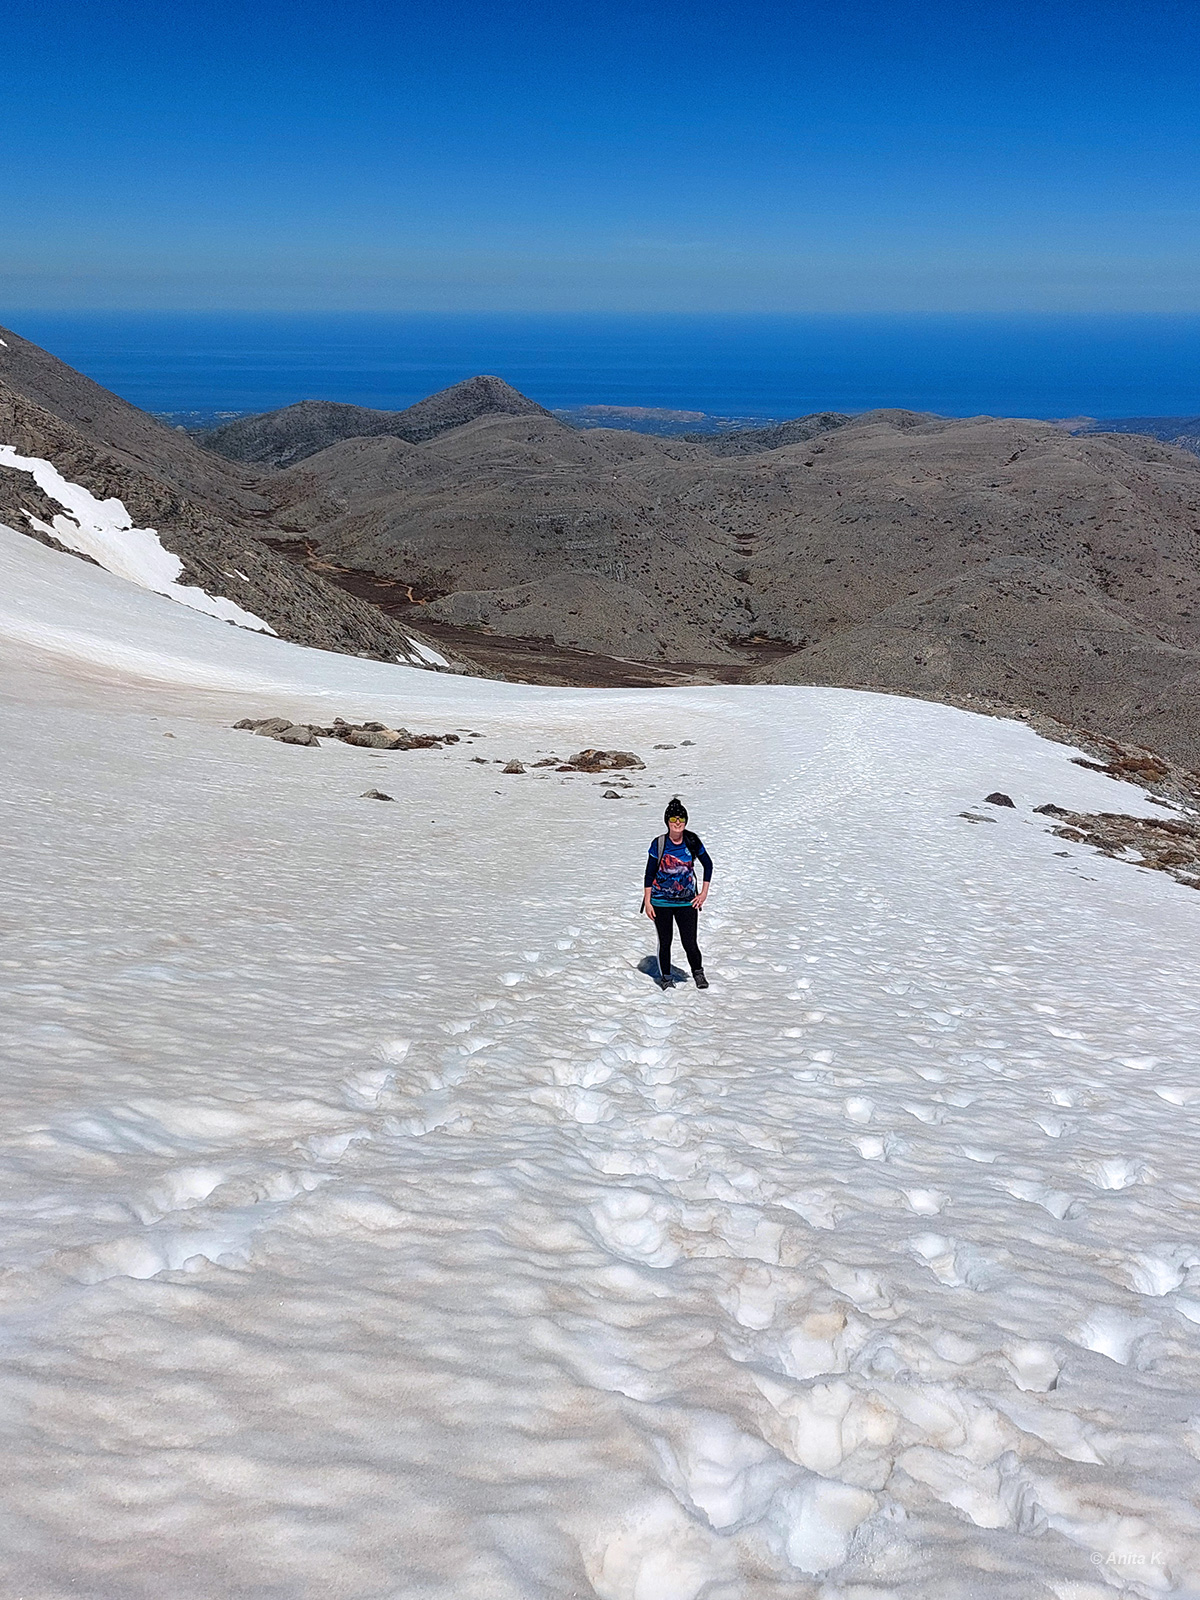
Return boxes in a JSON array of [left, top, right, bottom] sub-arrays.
[[654, 905, 702, 975]]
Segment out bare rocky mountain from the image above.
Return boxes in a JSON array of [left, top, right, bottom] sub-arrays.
[[6, 321, 1200, 766], [0, 327, 474, 668], [260, 401, 1200, 764], [201, 376, 555, 468]]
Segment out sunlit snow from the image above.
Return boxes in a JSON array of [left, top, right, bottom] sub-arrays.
[[2, 523, 1200, 1597], [408, 634, 451, 667], [0, 444, 276, 633]]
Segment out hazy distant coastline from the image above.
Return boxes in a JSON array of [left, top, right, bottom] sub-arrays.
[[6, 310, 1200, 425]]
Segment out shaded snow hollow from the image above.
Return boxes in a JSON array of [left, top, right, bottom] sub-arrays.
[[2, 526, 1200, 1598]]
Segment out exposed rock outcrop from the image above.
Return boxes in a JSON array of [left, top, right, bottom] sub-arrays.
[[233, 717, 460, 749]]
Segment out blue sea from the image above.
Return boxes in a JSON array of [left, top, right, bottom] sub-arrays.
[[5, 312, 1200, 423]]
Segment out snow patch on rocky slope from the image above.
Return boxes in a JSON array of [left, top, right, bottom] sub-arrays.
[[0, 443, 276, 633]]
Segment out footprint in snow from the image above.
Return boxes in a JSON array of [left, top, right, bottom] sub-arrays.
[[1080, 1156, 1148, 1191], [1001, 1179, 1078, 1219], [1126, 1253, 1188, 1296], [902, 1102, 947, 1125], [853, 1134, 889, 1161], [340, 1067, 393, 1107], [909, 1233, 964, 1286], [1070, 1306, 1154, 1365]]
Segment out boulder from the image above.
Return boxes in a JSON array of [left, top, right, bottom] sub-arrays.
[[278, 725, 320, 746], [984, 792, 1015, 808], [361, 789, 395, 801], [503, 760, 525, 774], [602, 790, 621, 799], [347, 729, 405, 749]]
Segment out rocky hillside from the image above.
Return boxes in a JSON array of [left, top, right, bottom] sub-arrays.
[[201, 376, 555, 468], [7, 321, 1200, 766], [259, 400, 1200, 765], [0, 327, 474, 669]]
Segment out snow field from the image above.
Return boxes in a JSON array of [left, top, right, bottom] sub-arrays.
[[2, 529, 1200, 1598]]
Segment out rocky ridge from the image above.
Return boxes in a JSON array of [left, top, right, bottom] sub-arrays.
[[202, 377, 554, 469]]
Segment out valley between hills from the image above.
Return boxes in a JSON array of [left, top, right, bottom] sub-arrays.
[[5, 321, 1200, 767]]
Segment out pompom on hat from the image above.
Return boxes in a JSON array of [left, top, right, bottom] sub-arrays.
[[664, 796, 688, 824]]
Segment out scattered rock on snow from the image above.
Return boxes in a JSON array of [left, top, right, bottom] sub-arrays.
[[503, 760, 525, 774], [234, 716, 458, 750], [361, 789, 395, 801], [984, 792, 1016, 807], [1038, 808, 1200, 890], [562, 748, 645, 772], [602, 790, 621, 799]]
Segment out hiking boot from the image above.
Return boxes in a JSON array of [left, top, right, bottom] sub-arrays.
[[692, 968, 709, 989], [657, 974, 673, 990]]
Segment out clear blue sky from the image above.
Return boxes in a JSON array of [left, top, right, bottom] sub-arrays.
[[4, 0, 1198, 312]]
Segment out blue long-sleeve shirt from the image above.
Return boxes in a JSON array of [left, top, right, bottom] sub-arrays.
[[645, 831, 713, 905]]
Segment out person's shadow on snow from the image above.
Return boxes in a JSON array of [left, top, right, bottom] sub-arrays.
[[636, 954, 690, 985]]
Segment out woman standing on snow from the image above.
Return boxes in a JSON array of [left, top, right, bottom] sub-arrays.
[[643, 797, 713, 990]]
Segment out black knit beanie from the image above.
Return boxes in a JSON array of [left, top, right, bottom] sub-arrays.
[[664, 797, 688, 824]]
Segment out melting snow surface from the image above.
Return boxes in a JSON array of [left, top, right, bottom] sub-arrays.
[[0, 444, 276, 633], [2, 526, 1199, 1598]]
